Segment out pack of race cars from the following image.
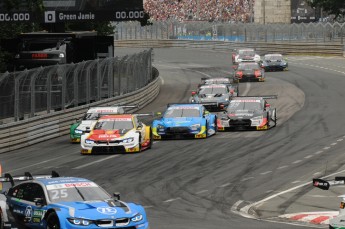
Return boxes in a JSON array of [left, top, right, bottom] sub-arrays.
[[0, 49, 287, 229], [68, 48, 284, 155]]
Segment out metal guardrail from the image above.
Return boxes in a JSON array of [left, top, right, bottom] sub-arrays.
[[0, 49, 154, 123], [0, 72, 160, 154], [115, 39, 344, 56]]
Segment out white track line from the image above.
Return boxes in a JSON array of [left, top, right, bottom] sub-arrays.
[[73, 155, 119, 169]]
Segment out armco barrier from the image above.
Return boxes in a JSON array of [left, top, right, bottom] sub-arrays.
[[115, 40, 343, 56], [0, 74, 160, 154]]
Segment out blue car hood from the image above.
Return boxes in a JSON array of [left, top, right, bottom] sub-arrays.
[[162, 117, 202, 127], [53, 200, 139, 219]]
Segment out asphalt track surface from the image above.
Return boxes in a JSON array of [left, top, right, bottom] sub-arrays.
[[2, 48, 345, 229]]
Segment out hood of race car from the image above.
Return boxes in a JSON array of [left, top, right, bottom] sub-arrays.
[[227, 110, 262, 119], [87, 130, 128, 140], [162, 117, 202, 127], [265, 60, 285, 66], [198, 94, 228, 102], [53, 200, 139, 219], [77, 120, 96, 131]]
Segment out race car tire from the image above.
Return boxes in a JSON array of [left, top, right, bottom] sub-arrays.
[[148, 128, 153, 149], [47, 212, 60, 229], [0, 208, 4, 229], [137, 132, 142, 152], [329, 225, 335, 229]]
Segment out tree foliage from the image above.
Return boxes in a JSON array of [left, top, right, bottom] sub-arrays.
[[307, 0, 345, 20]]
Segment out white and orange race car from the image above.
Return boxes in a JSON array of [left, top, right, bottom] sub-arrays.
[[80, 114, 152, 154]]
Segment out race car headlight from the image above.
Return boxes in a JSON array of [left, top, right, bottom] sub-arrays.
[[59, 53, 65, 58], [75, 129, 83, 134], [190, 124, 201, 130], [131, 214, 143, 222], [225, 98, 229, 101], [250, 116, 263, 126], [68, 218, 93, 226], [156, 124, 164, 131], [122, 137, 134, 143], [85, 139, 94, 144]]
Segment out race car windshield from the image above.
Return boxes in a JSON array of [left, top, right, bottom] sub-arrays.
[[228, 101, 262, 112], [238, 63, 259, 70], [164, 108, 200, 118], [265, 55, 282, 61], [239, 50, 254, 56], [199, 87, 227, 95], [205, 79, 229, 84], [94, 120, 133, 130], [47, 186, 111, 203], [82, 113, 100, 120]]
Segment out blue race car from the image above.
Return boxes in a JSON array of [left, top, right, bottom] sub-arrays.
[[0, 171, 148, 229], [152, 104, 217, 139]]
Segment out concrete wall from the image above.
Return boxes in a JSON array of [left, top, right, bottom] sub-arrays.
[[254, 0, 291, 24]]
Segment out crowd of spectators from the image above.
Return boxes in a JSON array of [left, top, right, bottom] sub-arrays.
[[144, 0, 254, 22]]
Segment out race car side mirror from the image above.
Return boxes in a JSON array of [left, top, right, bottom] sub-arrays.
[[191, 91, 196, 95], [137, 123, 143, 129], [232, 65, 237, 69], [84, 127, 91, 133], [34, 198, 44, 207], [113, 192, 121, 200], [265, 104, 271, 108]]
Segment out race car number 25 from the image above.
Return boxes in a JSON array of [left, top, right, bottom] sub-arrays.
[[0, 13, 30, 21], [115, 10, 144, 20]]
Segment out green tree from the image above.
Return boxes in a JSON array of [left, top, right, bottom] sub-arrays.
[[307, 0, 345, 20]]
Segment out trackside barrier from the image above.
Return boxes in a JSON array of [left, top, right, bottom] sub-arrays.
[[115, 40, 343, 56], [0, 71, 160, 154]]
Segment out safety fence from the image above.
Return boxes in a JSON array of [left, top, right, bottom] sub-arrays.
[[115, 39, 344, 56], [0, 49, 154, 123], [116, 21, 345, 44], [0, 68, 160, 154]]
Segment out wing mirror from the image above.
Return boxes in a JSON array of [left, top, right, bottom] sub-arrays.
[[191, 91, 196, 95], [265, 103, 271, 108], [34, 198, 44, 207], [137, 122, 143, 129], [113, 192, 121, 200], [84, 127, 91, 133]]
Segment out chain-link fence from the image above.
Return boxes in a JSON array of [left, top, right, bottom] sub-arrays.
[[116, 21, 345, 44], [0, 49, 154, 123]]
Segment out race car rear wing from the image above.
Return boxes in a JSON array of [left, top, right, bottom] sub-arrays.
[[0, 171, 60, 187], [313, 177, 345, 190], [236, 95, 278, 99]]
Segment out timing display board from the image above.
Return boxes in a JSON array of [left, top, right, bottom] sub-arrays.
[[0, 0, 144, 22], [291, 0, 318, 23]]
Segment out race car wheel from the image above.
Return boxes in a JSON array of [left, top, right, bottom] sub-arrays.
[[148, 128, 153, 149], [47, 212, 60, 229], [137, 132, 142, 152], [329, 225, 335, 229], [0, 208, 4, 229]]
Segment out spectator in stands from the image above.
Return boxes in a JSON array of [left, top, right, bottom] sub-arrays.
[[144, 0, 253, 22]]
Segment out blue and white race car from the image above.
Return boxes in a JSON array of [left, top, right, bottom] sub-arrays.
[[152, 104, 217, 139], [0, 172, 148, 229]]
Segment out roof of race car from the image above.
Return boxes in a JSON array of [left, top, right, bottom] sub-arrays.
[[168, 104, 203, 109], [231, 97, 263, 102], [98, 114, 133, 120], [35, 177, 94, 186], [87, 107, 124, 114], [205, 78, 230, 82], [200, 84, 227, 88], [265, 54, 282, 57]]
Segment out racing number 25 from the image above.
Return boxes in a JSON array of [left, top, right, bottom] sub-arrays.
[[51, 189, 68, 200]]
